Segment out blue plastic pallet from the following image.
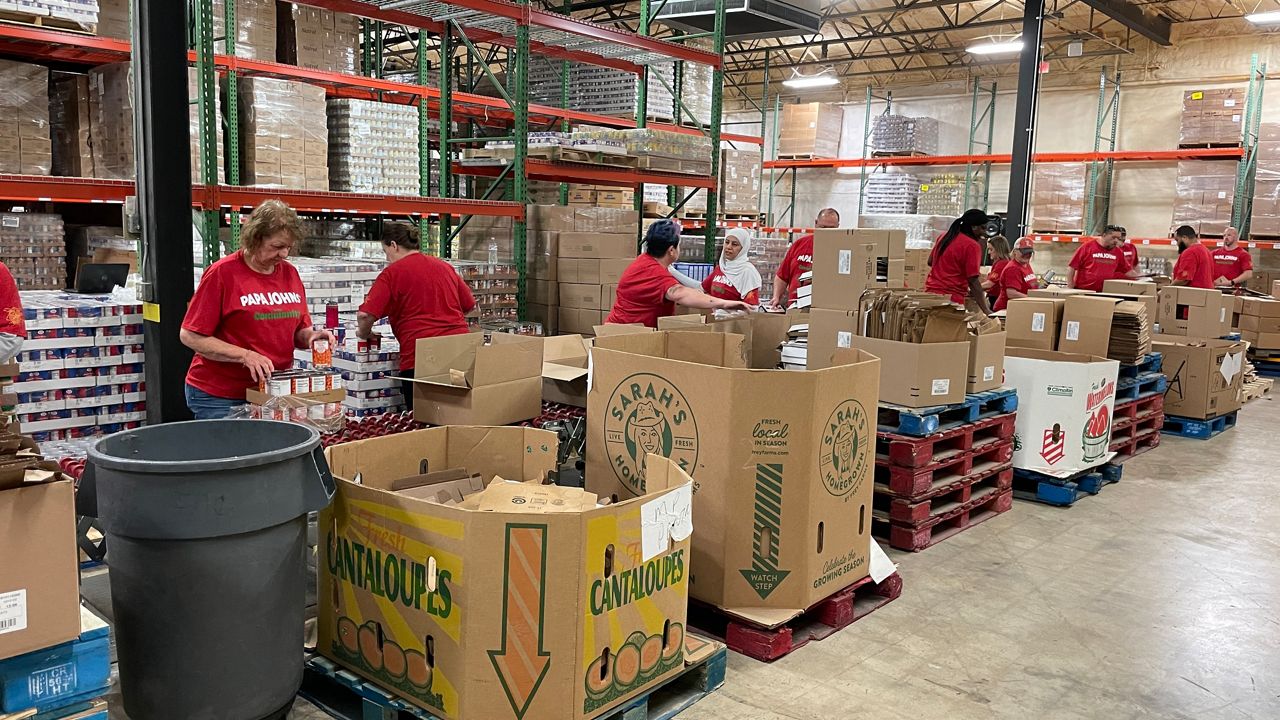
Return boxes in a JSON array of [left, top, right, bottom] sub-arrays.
[[1012, 464, 1120, 507], [36, 698, 107, 719], [1162, 411, 1238, 439], [0, 607, 110, 716], [878, 388, 1019, 437], [1116, 371, 1167, 402], [1118, 353, 1162, 378]]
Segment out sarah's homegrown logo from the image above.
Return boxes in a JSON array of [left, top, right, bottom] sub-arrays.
[[604, 373, 698, 496], [818, 400, 869, 497]]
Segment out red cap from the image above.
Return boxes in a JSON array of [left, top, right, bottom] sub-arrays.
[[1014, 237, 1036, 253]]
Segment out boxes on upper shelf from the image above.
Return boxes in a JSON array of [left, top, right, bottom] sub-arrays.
[[213, 0, 276, 61], [1029, 163, 1093, 234], [1179, 87, 1245, 146], [278, 3, 360, 75], [49, 73, 94, 178], [719, 149, 761, 214], [778, 102, 842, 158], [0, 59, 52, 176], [1172, 160, 1238, 237], [236, 77, 329, 191]]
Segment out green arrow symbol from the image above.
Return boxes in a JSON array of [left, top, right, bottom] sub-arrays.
[[488, 524, 552, 719], [739, 463, 791, 599]]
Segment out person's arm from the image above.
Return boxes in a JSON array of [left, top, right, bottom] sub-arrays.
[[180, 328, 274, 384], [1170, 279, 1189, 287], [769, 274, 787, 307], [967, 277, 992, 315], [1005, 287, 1029, 301], [1066, 267, 1077, 288], [1233, 268, 1254, 284], [666, 285, 751, 313], [355, 311, 379, 340], [1124, 268, 1141, 279], [667, 266, 701, 290]]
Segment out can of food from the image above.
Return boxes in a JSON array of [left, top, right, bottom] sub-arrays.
[[269, 376, 292, 397], [312, 337, 333, 368], [368, 334, 381, 351], [325, 303, 339, 329], [329, 373, 344, 390]]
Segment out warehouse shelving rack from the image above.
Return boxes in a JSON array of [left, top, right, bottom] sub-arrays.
[[1233, 54, 1268, 239], [1083, 65, 1120, 235]]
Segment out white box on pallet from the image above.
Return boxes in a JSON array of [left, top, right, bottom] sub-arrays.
[[1004, 348, 1119, 478]]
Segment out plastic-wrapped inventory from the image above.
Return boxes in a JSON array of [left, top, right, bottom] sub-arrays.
[[1250, 123, 1280, 237], [1172, 160, 1237, 237], [88, 63, 222, 183], [681, 61, 713, 126], [49, 73, 93, 178], [279, 3, 360, 75], [574, 127, 712, 160], [857, 213, 953, 250], [1029, 162, 1089, 233], [95, 0, 130, 39], [863, 172, 919, 215], [678, 233, 720, 262], [720, 149, 761, 213], [778, 102, 842, 158], [1, 0, 98, 26], [0, 59, 52, 176], [213, 0, 276, 61], [237, 77, 329, 191], [871, 115, 939, 155], [1179, 87, 1245, 146], [299, 219, 385, 260], [291, 257, 382, 315], [328, 99, 420, 195], [0, 214, 66, 291], [915, 173, 978, 217], [529, 57, 676, 120]]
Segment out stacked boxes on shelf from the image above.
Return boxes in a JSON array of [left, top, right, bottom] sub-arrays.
[[1, 213, 66, 291], [682, 59, 714, 125], [529, 57, 676, 120], [1, 0, 98, 26], [237, 77, 329, 191], [1250, 123, 1280, 237], [452, 260, 519, 325], [1029, 162, 1091, 233], [294, 338, 406, 417], [750, 234, 791, 282], [278, 3, 361, 74], [89, 63, 223, 183], [14, 292, 146, 444], [96, 0, 130, 39], [778, 102, 843, 158], [720, 149, 761, 214], [1172, 160, 1237, 237], [456, 215, 514, 263], [327, 99, 420, 195], [49, 73, 94, 178], [871, 115, 939, 155], [1178, 87, 1245, 146], [524, 204, 639, 335], [0, 59, 52, 176], [864, 173, 919, 215], [916, 174, 976, 217], [299, 219, 382, 261], [213, 0, 276, 61]]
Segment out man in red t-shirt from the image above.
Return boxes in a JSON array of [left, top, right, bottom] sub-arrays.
[[357, 223, 475, 391], [994, 238, 1039, 312], [768, 208, 840, 308], [1068, 225, 1140, 292], [606, 220, 752, 327], [180, 200, 333, 419], [1171, 225, 1215, 289], [1211, 226, 1254, 286], [1119, 226, 1139, 269]]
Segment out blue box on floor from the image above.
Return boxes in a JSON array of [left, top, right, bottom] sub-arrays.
[[0, 606, 110, 715]]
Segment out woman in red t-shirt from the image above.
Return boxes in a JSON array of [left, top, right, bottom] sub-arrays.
[[924, 209, 993, 313], [994, 238, 1039, 312], [606, 220, 753, 328], [179, 200, 334, 419], [356, 222, 476, 395], [701, 228, 762, 309], [981, 235, 1011, 308]]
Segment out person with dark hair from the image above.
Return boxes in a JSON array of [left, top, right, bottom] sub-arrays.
[[606, 219, 752, 327], [1068, 224, 1140, 291], [768, 207, 840, 308], [1171, 224, 1214, 288], [1118, 226, 1139, 268], [357, 222, 476, 391], [924, 208, 992, 313], [180, 199, 334, 419], [982, 235, 1012, 307], [1212, 226, 1253, 286]]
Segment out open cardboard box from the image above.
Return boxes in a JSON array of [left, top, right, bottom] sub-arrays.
[[1158, 286, 1230, 338], [409, 333, 543, 425], [320, 426, 693, 720], [541, 334, 591, 408], [587, 330, 878, 626], [1155, 334, 1245, 419], [1004, 297, 1066, 351]]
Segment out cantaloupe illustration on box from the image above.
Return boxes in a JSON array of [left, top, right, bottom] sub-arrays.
[[319, 426, 693, 720]]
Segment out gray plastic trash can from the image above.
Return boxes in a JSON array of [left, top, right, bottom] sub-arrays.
[[83, 420, 335, 720]]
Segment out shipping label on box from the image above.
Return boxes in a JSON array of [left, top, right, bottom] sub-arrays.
[[1005, 349, 1119, 477]]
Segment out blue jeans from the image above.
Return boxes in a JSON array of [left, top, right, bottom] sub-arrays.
[[185, 383, 246, 420]]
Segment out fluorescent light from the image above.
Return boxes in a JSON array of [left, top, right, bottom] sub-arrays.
[[1246, 10, 1280, 23], [967, 39, 1024, 55], [782, 75, 839, 89]]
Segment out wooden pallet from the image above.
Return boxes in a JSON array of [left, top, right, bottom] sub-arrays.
[[776, 153, 836, 161], [877, 388, 1019, 437], [0, 11, 94, 33], [1118, 352, 1162, 378], [875, 459, 1013, 524], [1176, 142, 1243, 149], [634, 155, 713, 176], [1116, 371, 1167, 402], [872, 468, 1013, 551], [1012, 464, 1122, 507], [876, 412, 1015, 470], [1108, 414, 1164, 450], [688, 574, 903, 662], [1240, 377, 1273, 403], [870, 150, 931, 157], [1108, 428, 1161, 465], [875, 439, 1013, 498]]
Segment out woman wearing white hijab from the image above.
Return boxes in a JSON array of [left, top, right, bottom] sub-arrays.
[[701, 228, 763, 308]]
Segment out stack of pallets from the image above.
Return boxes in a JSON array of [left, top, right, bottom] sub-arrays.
[[1109, 353, 1166, 463]]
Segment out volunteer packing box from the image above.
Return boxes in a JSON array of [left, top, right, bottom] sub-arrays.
[[410, 333, 542, 425], [1158, 286, 1230, 338], [542, 334, 591, 407], [320, 426, 694, 720], [586, 331, 879, 624], [1057, 295, 1152, 364], [811, 235, 877, 312], [813, 228, 906, 295], [1004, 297, 1066, 351], [1237, 297, 1280, 349], [1004, 349, 1120, 477], [0, 463, 79, 660], [1154, 335, 1245, 419]]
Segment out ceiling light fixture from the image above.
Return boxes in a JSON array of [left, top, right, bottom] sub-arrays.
[[966, 38, 1024, 55], [782, 74, 839, 89], [1245, 10, 1280, 23]]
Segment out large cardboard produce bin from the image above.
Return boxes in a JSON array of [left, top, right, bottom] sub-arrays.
[[0, 473, 79, 660], [1004, 349, 1120, 477], [319, 426, 693, 720], [586, 330, 878, 626], [1154, 335, 1245, 419]]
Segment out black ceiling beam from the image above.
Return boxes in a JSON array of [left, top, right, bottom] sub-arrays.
[[1078, 0, 1171, 45], [725, 16, 1016, 56]]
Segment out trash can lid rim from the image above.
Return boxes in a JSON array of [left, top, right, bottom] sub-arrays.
[[86, 419, 321, 473]]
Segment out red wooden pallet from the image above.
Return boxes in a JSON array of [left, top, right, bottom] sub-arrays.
[[1113, 394, 1164, 424], [1109, 413, 1164, 450], [876, 438, 1014, 497], [1109, 429, 1161, 464], [875, 460, 1014, 524], [872, 476, 1014, 552], [876, 412, 1014, 469], [688, 573, 903, 662]]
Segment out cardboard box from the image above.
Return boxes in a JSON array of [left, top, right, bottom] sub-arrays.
[[558, 258, 631, 286], [1101, 280, 1158, 298], [410, 333, 543, 426], [1242, 329, 1280, 350], [542, 334, 590, 407], [968, 330, 1006, 393], [1238, 314, 1280, 334], [319, 426, 693, 720], [0, 477, 79, 660], [847, 335, 968, 406], [587, 331, 878, 623], [1155, 335, 1245, 418], [903, 248, 930, 290], [1158, 287, 1230, 337], [527, 279, 557, 307], [559, 283, 605, 310], [1058, 295, 1120, 358], [1004, 298, 1065, 351], [560, 308, 606, 336], [558, 233, 636, 259], [806, 308, 859, 371], [1239, 297, 1280, 318], [1005, 349, 1120, 477], [811, 236, 877, 311]]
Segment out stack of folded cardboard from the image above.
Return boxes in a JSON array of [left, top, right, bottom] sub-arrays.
[[1056, 295, 1151, 364]]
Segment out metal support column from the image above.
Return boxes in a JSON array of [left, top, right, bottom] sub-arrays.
[[965, 79, 996, 210], [221, 0, 240, 249], [194, 0, 219, 266], [436, 28, 451, 256], [559, 0, 571, 207], [634, 0, 650, 219], [757, 52, 769, 215], [1233, 54, 1267, 238], [703, 0, 725, 259], [1005, 0, 1045, 237], [1085, 65, 1120, 233], [514, 13, 530, 317], [857, 87, 891, 218], [137, 0, 195, 422]]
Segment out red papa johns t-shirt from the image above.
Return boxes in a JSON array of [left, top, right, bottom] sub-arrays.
[[775, 235, 814, 303], [360, 253, 475, 371], [1211, 245, 1252, 282], [995, 261, 1036, 312], [701, 266, 760, 305], [1069, 239, 1132, 292], [606, 254, 680, 328], [1121, 241, 1138, 267], [0, 262, 25, 337], [182, 252, 312, 399], [986, 258, 1011, 302], [1174, 243, 1216, 289], [924, 232, 981, 304]]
